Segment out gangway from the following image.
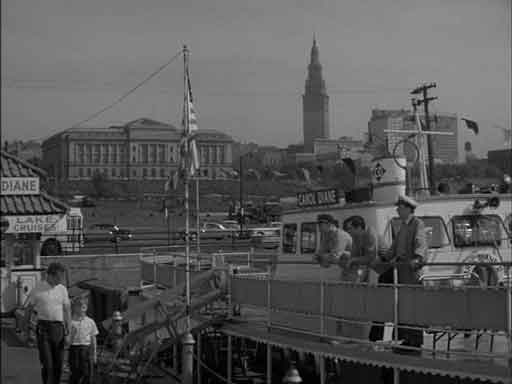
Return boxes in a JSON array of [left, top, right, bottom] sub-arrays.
[[98, 268, 228, 383]]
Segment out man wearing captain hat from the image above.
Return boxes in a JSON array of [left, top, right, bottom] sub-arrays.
[[370, 194, 427, 354]]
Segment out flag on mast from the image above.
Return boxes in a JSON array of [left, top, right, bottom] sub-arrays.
[[461, 118, 479, 135], [179, 67, 200, 178]]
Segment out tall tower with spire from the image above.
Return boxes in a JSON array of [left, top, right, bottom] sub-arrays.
[[302, 37, 329, 153]]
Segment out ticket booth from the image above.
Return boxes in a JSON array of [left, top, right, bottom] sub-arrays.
[[1, 151, 68, 314]]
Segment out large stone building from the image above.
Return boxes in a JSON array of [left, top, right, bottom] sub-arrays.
[[303, 38, 329, 153], [41, 118, 234, 182], [367, 109, 459, 164]]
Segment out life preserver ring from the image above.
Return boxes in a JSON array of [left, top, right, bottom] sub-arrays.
[[462, 251, 502, 285]]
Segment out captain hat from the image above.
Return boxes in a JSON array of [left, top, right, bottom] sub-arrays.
[[317, 213, 335, 224], [395, 194, 419, 209]]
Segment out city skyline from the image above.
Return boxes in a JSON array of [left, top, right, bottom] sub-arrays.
[[2, 0, 510, 158]]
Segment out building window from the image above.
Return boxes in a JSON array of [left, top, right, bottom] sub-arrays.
[[141, 144, 148, 164], [119, 144, 125, 163], [103, 168, 108, 176], [112, 168, 116, 177], [200, 146, 207, 165], [132, 169, 137, 177], [78, 144, 85, 164], [93, 144, 100, 163], [158, 144, 166, 163], [142, 168, 148, 178], [79, 168, 84, 178], [202, 169, 208, 177], [151, 168, 156, 178], [111, 144, 117, 164], [86, 144, 92, 163], [219, 146, 225, 164], [120, 168, 125, 178], [160, 168, 165, 178], [150, 144, 157, 163], [102, 144, 109, 163], [87, 168, 92, 177]]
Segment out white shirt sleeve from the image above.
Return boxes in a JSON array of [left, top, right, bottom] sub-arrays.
[[59, 285, 70, 306]]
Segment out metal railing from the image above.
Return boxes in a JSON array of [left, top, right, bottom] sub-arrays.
[[228, 260, 512, 383]]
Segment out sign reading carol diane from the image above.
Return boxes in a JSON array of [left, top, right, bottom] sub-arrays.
[[1, 177, 40, 195], [297, 188, 339, 208]]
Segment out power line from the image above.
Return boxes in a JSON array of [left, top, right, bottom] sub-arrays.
[[69, 50, 183, 129]]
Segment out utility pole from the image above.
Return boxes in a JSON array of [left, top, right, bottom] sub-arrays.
[[239, 154, 244, 236], [411, 83, 437, 194]]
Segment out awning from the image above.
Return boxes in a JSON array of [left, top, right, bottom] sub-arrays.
[[1, 192, 68, 215]]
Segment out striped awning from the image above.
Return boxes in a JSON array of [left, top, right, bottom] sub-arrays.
[[1, 150, 45, 178], [1, 192, 68, 215], [1, 151, 67, 216]]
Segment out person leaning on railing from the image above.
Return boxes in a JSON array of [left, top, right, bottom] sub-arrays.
[[369, 194, 428, 355], [342, 215, 387, 284], [314, 214, 352, 269]]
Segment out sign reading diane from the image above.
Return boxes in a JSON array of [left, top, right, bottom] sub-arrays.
[[1, 177, 40, 195], [297, 188, 339, 208], [4, 215, 60, 233]]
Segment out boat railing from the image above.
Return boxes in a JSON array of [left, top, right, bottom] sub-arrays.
[[228, 260, 512, 370]]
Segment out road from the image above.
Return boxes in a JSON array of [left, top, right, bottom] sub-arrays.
[[71, 225, 277, 255]]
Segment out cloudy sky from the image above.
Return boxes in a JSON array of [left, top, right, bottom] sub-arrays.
[[2, 0, 510, 157]]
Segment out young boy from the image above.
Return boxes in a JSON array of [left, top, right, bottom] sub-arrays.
[[68, 296, 99, 384]]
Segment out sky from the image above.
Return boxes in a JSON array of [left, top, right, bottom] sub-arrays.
[[1, 0, 510, 157]]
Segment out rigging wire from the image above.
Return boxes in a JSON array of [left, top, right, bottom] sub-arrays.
[[25, 50, 183, 143], [69, 50, 183, 129]]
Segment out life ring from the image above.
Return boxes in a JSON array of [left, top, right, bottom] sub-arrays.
[[462, 252, 500, 287]]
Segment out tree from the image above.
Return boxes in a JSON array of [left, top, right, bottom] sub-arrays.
[[91, 170, 109, 197]]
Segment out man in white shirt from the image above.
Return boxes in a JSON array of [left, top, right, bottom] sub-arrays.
[[26, 262, 71, 384]]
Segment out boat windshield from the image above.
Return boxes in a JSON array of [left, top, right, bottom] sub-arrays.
[[452, 214, 509, 248], [391, 216, 450, 249], [300, 222, 317, 254], [282, 224, 297, 253]]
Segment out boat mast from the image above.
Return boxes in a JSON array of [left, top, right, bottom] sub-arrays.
[[183, 45, 191, 332]]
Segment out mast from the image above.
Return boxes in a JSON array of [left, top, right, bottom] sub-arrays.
[[183, 45, 191, 332], [181, 44, 195, 384]]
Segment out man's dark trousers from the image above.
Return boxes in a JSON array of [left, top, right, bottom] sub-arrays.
[[36, 320, 65, 384]]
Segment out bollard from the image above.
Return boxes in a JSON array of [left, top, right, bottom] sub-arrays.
[[111, 310, 124, 354], [181, 332, 195, 384], [283, 362, 302, 383]]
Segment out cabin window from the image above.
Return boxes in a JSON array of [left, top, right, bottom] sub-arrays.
[[390, 216, 450, 249], [452, 214, 507, 247], [282, 224, 297, 253], [300, 222, 317, 253]]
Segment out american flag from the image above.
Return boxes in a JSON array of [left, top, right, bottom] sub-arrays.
[[178, 67, 200, 179]]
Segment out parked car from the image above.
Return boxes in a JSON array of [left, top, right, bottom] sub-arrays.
[[249, 227, 281, 249], [109, 226, 133, 241], [179, 222, 234, 241]]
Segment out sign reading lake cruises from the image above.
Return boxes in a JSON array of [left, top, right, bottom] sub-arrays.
[[297, 188, 339, 208], [4, 215, 60, 233], [1, 177, 40, 195]]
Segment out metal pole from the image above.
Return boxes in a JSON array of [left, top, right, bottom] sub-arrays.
[[182, 44, 194, 384], [196, 177, 200, 258], [319, 280, 325, 384], [197, 333, 202, 384], [422, 87, 436, 195], [266, 264, 272, 384], [227, 334, 232, 384], [393, 265, 400, 384], [507, 266, 512, 379], [239, 155, 244, 237]]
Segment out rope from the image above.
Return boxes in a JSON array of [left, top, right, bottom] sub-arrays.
[[193, 353, 229, 383]]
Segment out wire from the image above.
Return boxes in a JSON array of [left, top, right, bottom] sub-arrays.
[[70, 50, 182, 129]]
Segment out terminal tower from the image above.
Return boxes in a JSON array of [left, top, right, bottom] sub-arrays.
[[302, 38, 329, 153]]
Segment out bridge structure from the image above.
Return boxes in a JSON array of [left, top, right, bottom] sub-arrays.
[[90, 247, 512, 384]]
